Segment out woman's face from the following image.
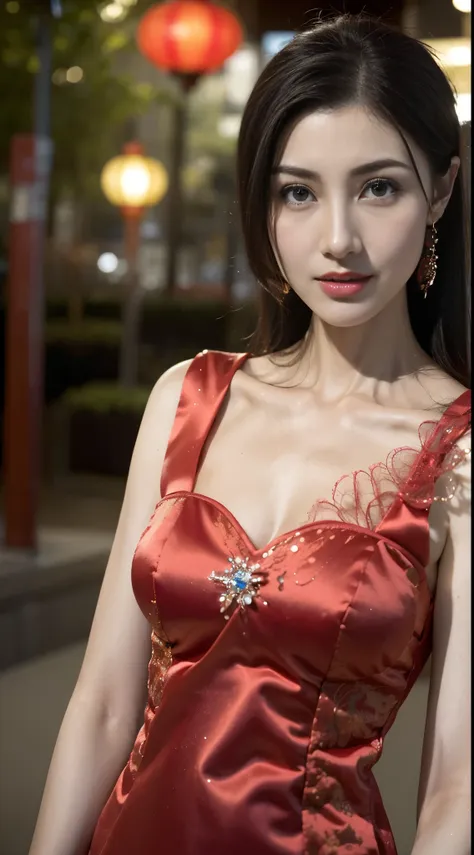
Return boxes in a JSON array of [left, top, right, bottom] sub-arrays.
[[271, 104, 436, 327]]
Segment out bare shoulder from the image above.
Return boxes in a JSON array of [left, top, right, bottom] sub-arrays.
[[124, 357, 195, 507], [417, 362, 470, 409], [428, 370, 471, 460], [147, 358, 194, 416], [424, 366, 471, 500], [137, 358, 193, 442]]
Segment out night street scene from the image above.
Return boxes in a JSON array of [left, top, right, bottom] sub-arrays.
[[0, 2, 471, 854]]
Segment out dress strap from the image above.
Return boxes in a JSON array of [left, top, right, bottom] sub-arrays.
[[429, 389, 471, 440], [377, 388, 471, 567], [160, 350, 249, 498], [413, 389, 471, 474]]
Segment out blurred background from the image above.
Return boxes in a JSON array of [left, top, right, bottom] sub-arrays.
[[0, 1, 470, 853]]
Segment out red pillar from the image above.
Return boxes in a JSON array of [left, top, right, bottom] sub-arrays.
[[3, 135, 52, 549]]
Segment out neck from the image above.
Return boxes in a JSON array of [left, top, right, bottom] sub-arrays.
[[295, 290, 430, 398]]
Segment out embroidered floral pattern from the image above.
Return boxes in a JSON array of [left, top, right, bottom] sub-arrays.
[[304, 763, 354, 817], [147, 627, 173, 710], [303, 782, 365, 855], [129, 588, 173, 777], [303, 743, 383, 853], [310, 682, 399, 750], [302, 676, 395, 854], [317, 826, 363, 855]]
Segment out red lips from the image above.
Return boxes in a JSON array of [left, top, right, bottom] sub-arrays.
[[319, 271, 371, 281]]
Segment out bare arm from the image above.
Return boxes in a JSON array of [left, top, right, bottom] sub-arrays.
[[28, 360, 192, 855], [412, 437, 471, 855]]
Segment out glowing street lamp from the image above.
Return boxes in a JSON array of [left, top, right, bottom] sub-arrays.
[[100, 0, 138, 22], [101, 143, 169, 212], [452, 0, 470, 12], [101, 142, 168, 386]]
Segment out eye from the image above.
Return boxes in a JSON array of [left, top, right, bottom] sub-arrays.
[[360, 178, 399, 200], [279, 184, 315, 207]]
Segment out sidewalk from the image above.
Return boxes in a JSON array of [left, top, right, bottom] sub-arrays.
[[0, 475, 123, 670], [0, 641, 86, 855], [1, 473, 125, 532], [0, 473, 124, 538], [0, 475, 121, 853]]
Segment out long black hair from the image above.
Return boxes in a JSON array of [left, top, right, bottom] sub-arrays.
[[237, 14, 470, 388]]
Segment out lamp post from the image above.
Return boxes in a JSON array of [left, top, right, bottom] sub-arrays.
[[3, 0, 61, 550], [101, 142, 168, 387], [136, 0, 243, 295]]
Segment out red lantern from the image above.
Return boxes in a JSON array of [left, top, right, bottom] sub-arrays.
[[137, 0, 244, 75]]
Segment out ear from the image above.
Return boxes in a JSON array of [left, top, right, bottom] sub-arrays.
[[429, 155, 460, 224]]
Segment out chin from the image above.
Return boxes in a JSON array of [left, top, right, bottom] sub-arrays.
[[315, 308, 384, 328], [297, 282, 405, 328]]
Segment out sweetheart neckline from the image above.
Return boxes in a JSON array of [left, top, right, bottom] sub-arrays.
[[154, 489, 434, 599], [187, 355, 469, 564]]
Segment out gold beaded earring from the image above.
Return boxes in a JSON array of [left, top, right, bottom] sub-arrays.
[[281, 281, 291, 295], [417, 222, 438, 298]]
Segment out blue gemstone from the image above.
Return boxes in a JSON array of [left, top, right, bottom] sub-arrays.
[[234, 577, 247, 590]]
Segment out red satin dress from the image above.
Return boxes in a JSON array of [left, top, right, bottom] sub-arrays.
[[89, 350, 471, 855]]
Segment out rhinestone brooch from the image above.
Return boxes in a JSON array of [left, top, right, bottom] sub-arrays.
[[209, 556, 267, 616]]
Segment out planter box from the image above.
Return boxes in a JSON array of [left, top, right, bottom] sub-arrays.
[[45, 339, 120, 404], [69, 409, 141, 477]]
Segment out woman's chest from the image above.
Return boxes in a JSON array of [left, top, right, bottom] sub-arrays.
[[133, 494, 432, 679], [194, 397, 448, 595]]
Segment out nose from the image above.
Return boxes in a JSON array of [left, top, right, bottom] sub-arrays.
[[319, 202, 362, 260]]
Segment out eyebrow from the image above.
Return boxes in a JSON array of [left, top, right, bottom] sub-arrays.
[[272, 159, 413, 180]]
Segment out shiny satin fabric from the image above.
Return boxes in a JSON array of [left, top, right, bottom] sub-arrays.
[[88, 351, 471, 855]]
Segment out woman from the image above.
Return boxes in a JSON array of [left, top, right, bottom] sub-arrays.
[[29, 13, 470, 855]]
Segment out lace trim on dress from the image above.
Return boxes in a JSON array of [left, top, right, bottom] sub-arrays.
[[307, 408, 471, 530]]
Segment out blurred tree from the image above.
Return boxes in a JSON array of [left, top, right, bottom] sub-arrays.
[[0, 0, 174, 207], [186, 96, 236, 203], [184, 85, 240, 292]]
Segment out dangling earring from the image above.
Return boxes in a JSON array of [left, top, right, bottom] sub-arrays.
[[417, 223, 438, 298], [281, 281, 291, 295]]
